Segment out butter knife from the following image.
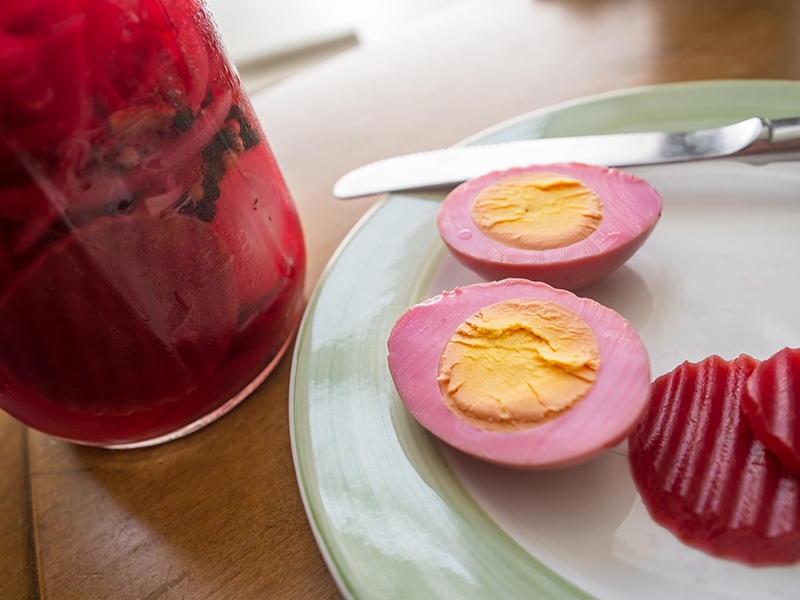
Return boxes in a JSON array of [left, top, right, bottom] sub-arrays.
[[334, 116, 800, 199]]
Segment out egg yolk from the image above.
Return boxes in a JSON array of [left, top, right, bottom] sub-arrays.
[[471, 172, 604, 250], [437, 299, 601, 432]]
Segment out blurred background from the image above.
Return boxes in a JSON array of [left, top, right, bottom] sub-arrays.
[[205, 0, 466, 91]]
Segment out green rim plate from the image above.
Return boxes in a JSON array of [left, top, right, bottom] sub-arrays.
[[289, 80, 800, 599]]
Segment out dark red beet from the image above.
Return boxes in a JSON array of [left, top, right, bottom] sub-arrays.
[[742, 347, 800, 478], [628, 354, 800, 566], [0, 213, 238, 416]]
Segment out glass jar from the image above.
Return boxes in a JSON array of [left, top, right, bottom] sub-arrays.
[[0, 0, 306, 447]]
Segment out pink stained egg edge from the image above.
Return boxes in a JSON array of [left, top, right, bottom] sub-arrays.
[[386, 278, 651, 469], [436, 163, 663, 290]]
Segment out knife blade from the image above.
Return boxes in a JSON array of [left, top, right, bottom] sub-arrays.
[[333, 116, 800, 199]]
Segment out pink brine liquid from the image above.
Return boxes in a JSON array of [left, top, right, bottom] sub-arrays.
[[0, 0, 306, 447]]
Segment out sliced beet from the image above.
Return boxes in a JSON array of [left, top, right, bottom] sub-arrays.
[[742, 347, 800, 478], [628, 354, 800, 566], [0, 212, 238, 416], [0, 3, 92, 156], [211, 144, 305, 310]]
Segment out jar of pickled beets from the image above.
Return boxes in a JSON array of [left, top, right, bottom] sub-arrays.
[[0, 0, 306, 447]]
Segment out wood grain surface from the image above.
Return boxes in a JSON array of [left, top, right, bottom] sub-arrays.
[[2, 0, 799, 598]]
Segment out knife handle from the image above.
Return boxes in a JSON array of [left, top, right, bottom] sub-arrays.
[[736, 117, 800, 163], [767, 117, 800, 144]]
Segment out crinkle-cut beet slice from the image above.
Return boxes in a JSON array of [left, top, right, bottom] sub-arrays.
[[0, 213, 238, 416], [743, 347, 800, 478], [628, 354, 800, 566]]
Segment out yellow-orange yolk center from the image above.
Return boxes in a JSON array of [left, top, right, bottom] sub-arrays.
[[471, 172, 604, 250], [437, 299, 601, 432]]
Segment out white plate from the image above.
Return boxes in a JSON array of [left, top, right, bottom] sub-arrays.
[[290, 80, 800, 599]]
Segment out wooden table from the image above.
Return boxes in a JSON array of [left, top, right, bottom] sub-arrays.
[[2, 0, 799, 597]]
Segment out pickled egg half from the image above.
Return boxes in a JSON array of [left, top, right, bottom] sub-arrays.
[[436, 163, 662, 290], [387, 278, 650, 469]]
